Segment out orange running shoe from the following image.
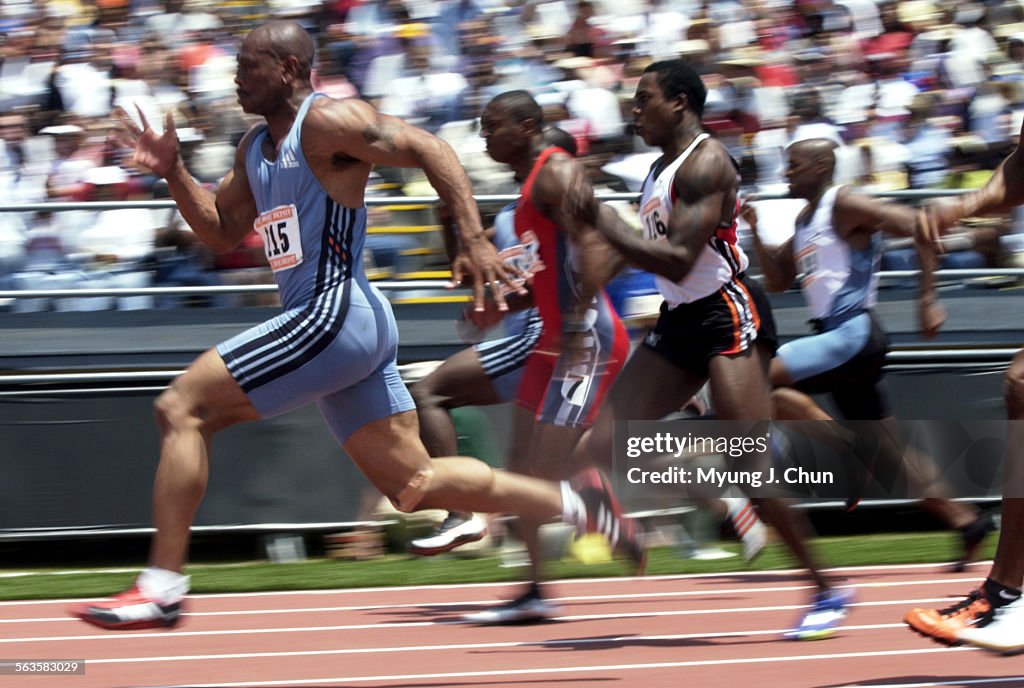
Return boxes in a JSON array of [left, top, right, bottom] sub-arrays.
[[904, 588, 994, 646]]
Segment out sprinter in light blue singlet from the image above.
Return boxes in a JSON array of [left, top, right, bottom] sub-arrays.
[[747, 138, 939, 422], [746, 137, 993, 579], [74, 21, 640, 632]]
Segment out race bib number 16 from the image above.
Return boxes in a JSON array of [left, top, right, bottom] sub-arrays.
[[255, 204, 304, 272], [640, 197, 668, 240]]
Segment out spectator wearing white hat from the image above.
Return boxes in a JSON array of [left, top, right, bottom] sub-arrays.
[[948, 3, 996, 59], [52, 32, 115, 118], [142, 0, 222, 46], [553, 56, 625, 151], [41, 121, 94, 201], [68, 165, 160, 265]]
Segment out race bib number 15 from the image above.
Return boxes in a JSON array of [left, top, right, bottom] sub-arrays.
[[255, 204, 304, 272]]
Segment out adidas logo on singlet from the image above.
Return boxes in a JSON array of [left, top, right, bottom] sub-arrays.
[[280, 150, 299, 169]]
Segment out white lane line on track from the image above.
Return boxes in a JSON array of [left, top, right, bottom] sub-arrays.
[[0, 596, 964, 643], [33, 623, 915, 664], [128, 646, 985, 688], [0, 561, 991, 606], [0, 568, 142, 579], [0, 577, 981, 625], [838, 679, 1024, 688]]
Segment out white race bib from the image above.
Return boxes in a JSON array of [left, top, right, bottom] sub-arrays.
[[496, 230, 545, 295], [640, 196, 669, 241], [796, 244, 818, 286], [255, 204, 304, 272]]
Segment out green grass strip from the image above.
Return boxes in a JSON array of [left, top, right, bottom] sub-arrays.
[[0, 531, 995, 601]]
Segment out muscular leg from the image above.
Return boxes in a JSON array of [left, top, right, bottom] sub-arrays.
[[72, 348, 264, 629], [150, 349, 262, 572], [708, 344, 774, 420], [701, 497, 728, 517], [770, 360, 866, 449], [715, 344, 831, 592], [573, 345, 707, 472], [773, 362, 978, 529], [411, 347, 503, 458], [991, 351, 1024, 589], [905, 351, 1024, 651], [891, 423, 976, 530], [505, 406, 539, 475], [512, 419, 586, 585], [409, 347, 504, 530], [343, 410, 564, 520], [771, 386, 880, 474], [992, 500, 1024, 588], [522, 421, 586, 481], [486, 407, 536, 547]]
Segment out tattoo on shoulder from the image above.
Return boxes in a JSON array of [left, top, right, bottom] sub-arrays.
[[676, 154, 733, 201], [362, 121, 399, 151]]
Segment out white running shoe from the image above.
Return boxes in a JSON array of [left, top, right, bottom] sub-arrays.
[[957, 595, 1024, 655], [407, 512, 487, 556], [461, 588, 561, 625]]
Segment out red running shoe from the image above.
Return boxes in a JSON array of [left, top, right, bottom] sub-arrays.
[[569, 467, 646, 574], [71, 585, 182, 630]]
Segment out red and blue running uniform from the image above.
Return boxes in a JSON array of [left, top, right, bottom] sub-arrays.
[[513, 146, 629, 427]]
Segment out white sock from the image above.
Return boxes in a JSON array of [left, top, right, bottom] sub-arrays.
[[560, 481, 585, 530], [723, 497, 759, 535], [722, 497, 746, 517], [137, 567, 190, 605]]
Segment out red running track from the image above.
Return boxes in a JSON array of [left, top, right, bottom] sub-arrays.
[[1, 562, 1022, 688]]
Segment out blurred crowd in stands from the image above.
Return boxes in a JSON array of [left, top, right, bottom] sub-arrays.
[[2, 0, 1024, 311]]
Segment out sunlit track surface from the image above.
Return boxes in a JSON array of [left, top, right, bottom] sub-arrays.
[[2, 563, 1021, 688]]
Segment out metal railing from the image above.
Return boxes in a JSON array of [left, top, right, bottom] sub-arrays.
[[0, 348, 1018, 387], [5, 268, 1024, 301], [0, 195, 534, 212], [0, 280, 453, 300], [0, 188, 976, 213], [0, 189, 1017, 304]]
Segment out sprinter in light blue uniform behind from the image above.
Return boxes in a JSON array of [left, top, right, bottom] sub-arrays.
[[746, 137, 993, 581], [746, 139, 938, 424]]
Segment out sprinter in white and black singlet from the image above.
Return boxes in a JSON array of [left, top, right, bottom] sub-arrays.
[[571, 58, 853, 641]]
